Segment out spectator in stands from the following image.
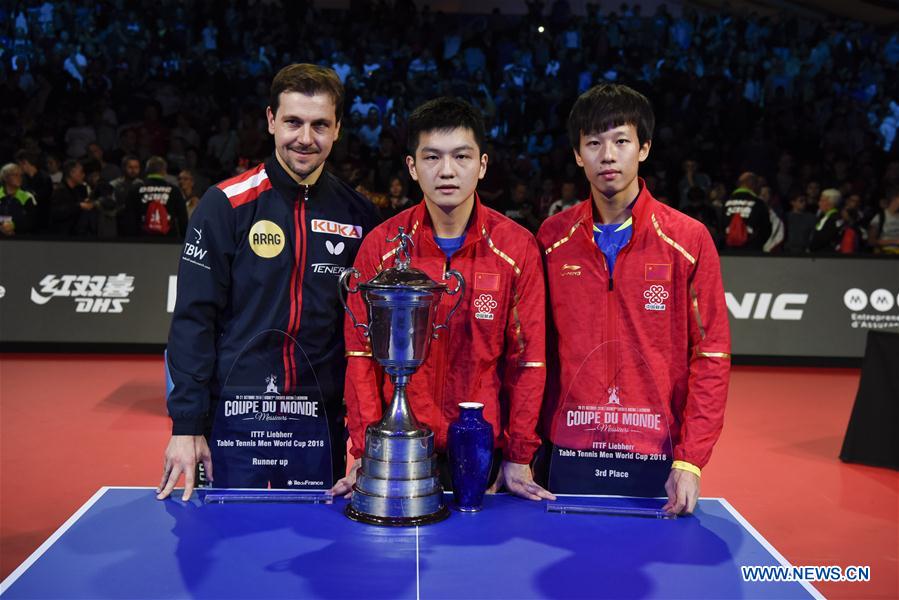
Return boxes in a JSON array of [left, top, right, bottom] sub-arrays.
[[46, 155, 62, 186], [122, 156, 188, 239], [504, 181, 541, 232], [678, 159, 711, 210], [206, 115, 239, 176], [171, 113, 201, 150], [380, 176, 413, 220], [86, 142, 121, 183], [548, 180, 579, 216], [868, 189, 899, 254], [49, 159, 94, 236], [103, 155, 143, 239], [784, 194, 815, 254], [358, 108, 383, 150], [0, 163, 38, 236], [63, 111, 95, 159], [723, 172, 771, 251], [805, 181, 822, 207], [809, 188, 845, 253], [527, 119, 553, 156], [839, 193, 865, 253], [15, 150, 52, 233], [91, 178, 118, 239], [760, 184, 784, 253], [178, 169, 200, 219], [1, 1, 897, 246], [682, 186, 722, 247]]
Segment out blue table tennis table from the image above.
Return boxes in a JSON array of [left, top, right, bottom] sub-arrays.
[[1, 487, 819, 599]]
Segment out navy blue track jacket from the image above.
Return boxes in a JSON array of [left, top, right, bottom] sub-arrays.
[[166, 156, 379, 435]]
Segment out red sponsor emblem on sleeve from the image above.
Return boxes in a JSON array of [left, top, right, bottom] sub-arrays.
[[644, 263, 671, 282], [474, 272, 500, 291]]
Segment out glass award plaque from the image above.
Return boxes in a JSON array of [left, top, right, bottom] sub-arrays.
[[211, 329, 333, 489], [548, 341, 673, 496]]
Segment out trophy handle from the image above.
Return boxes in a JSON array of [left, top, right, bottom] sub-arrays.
[[339, 268, 370, 338], [432, 269, 465, 339]]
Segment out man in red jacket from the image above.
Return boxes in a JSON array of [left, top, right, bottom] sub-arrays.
[[331, 97, 554, 501], [537, 84, 730, 515]]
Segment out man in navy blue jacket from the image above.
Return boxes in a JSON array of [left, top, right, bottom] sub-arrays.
[[158, 64, 379, 500]]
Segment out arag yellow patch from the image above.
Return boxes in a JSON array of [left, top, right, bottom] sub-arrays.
[[249, 220, 285, 258]]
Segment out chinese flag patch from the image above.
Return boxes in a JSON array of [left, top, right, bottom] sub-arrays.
[[645, 263, 671, 282], [474, 272, 501, 291]]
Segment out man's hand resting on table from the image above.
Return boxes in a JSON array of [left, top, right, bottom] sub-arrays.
[[329, 458, 362, 498], [488, 460, 556, 501], [663, 468, 699, 515], [157, 435, 212, 501]]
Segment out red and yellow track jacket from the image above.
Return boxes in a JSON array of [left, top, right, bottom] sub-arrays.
[[344, 197, 546, 464], [536, 183, 730, 470]]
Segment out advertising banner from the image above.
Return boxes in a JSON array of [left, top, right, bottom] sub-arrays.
[[0, 241, 180, 345], [720, 256, 899, 358], [1, 242, 896, 358]]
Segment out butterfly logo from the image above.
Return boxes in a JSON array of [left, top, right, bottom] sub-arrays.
[[326, 240, 345, 255]]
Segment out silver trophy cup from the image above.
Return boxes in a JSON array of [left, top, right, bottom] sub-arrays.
[[339, 227, 464, 525]]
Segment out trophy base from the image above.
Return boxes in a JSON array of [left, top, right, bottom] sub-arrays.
[[345, 503, 450, 527], [347, 388, 448, 526]]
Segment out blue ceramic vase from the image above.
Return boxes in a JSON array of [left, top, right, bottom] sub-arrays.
[[447, 402, 494, 512]]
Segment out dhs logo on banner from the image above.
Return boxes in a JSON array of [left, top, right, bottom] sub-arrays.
[[30, 274, 135, 313], [843, 288, 899, 329]]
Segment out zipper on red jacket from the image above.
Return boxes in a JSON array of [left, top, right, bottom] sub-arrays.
[[600, 222, 635, 394], [284, 186, 309, 393], [434, 254, 452, 436]]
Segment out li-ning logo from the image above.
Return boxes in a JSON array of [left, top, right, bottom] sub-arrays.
[[643, 284, 669, 311], [30, 274, 135, 313], [561, 264, 582, 277], [325, 240, 345, 255], [474, 293, 497, 320], [311, 219, 363, 239], [264, 374, 279, 395]]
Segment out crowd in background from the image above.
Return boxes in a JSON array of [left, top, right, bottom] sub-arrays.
[[2, 0, 898, 253]]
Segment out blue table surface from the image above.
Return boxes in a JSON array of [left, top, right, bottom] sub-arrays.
[[1, 488, 818, 599]]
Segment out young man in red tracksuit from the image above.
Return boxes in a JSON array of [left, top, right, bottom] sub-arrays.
[[537, 84, 730, 515], [331, 98, 555, 502]]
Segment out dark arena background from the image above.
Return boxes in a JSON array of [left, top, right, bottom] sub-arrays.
[[1, 0, 897, 598]]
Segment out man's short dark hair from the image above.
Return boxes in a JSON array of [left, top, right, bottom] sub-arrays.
[[62, 159, 81, 179], [14, 149, 39, 167], [567, 84, 655, 150], [121, 154, 140, 170], [269, 63, 345, 122], [736, 172, 761, 194], [145, 156, 167, 175], [406, 97, 486, 156]]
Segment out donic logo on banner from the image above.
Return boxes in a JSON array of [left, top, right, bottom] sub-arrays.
[[30, 274, 135, 313], [725, 292, 807, 320]]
